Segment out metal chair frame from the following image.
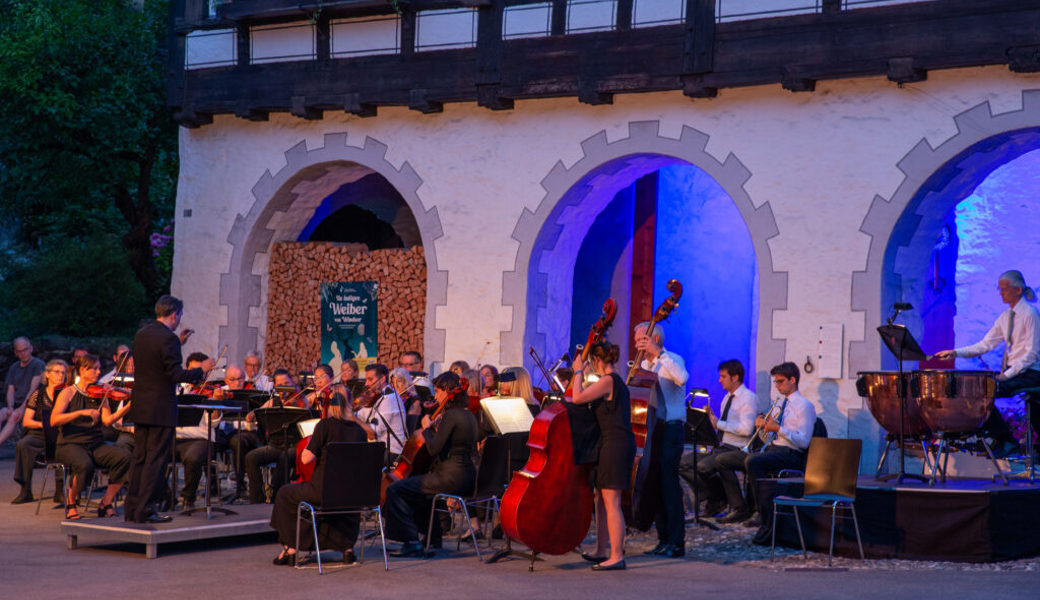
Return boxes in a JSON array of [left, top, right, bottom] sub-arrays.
[[771, 437, 866, 567]]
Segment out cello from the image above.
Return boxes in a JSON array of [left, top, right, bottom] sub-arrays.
[[626, 280, 682, 531], [500, 299, 616, 558], [292, 370, 347, 483]]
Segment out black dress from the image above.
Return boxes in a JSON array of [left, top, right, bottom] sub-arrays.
[[269, 417, 368, 551], [54, 389, 132, 496], [593, 373, 637, 490]]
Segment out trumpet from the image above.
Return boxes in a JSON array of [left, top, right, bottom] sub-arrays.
[[741, 398, 783, 453]]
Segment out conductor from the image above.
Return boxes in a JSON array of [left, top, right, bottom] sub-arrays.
[[125, 295, 215, 523]]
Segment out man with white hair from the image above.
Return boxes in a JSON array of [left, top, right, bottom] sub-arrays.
[[936, 269, 1040, 457]]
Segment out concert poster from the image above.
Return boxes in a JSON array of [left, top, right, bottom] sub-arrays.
[[320, 281, 378, 373]]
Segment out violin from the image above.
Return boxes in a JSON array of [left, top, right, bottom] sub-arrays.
[[83, 384, 131, 403]]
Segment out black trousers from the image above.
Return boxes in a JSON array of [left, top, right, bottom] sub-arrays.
[[54, 441, 131, 500], [690, 444, 749, 511], [270, 481, 360, 552], [175, 439, 215, 499], [125, 425, 175, 522], [383, 474, 441, 544], [14, 431, 45, 491], [230, 430, 260, 495], [653, 421, 686, 546], [246, 444, 291, 504], [745, 446, 807, 514], [983, 370, 1040, 442]]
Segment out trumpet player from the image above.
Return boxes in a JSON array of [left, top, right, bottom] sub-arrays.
[[680, 359, 759, 524], [743, 362, 816, 527]]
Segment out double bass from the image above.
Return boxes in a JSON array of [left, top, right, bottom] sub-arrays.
[[626, 280, 682, 531], [500, 299, 616, 557]]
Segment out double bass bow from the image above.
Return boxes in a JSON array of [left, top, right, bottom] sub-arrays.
[[500, 298, 616, 558], [626, 280, 682, 531]]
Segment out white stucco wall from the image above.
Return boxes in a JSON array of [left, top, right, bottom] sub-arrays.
[[172, 65, 1040, 458]]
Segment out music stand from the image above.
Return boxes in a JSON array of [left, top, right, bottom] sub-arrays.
[[877, 324, 929, 483], [171, 404, 205, 510], [684, 405, 720, 530], [254, 407, 317, 490], [179, 401, 244, 519]]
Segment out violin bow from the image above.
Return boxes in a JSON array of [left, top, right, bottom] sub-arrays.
[[99, 350, 133, 409]]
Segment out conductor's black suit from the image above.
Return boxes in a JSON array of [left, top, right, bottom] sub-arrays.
[[124, 320, 204, 523]]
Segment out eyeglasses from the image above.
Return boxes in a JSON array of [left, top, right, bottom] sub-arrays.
[[227, 376, 245, 382]]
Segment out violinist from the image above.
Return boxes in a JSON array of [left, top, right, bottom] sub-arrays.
[[174, 354, 223, 509], [270, 386, 372, 566], [400, 351, 433, 399], [383, 372, 479, 557], [357, 364, 408, 464], [389, 367, 421, 433], [449, 361, 470, 376], [498, 366, 541, 417], [102, 349, 136, 455], [51, 354, 133, 519], [243, 369, 297, 503], [479, 364, 499, 397], [571, 341, 635, 571], [307, 365, 348, 418], [99, 344, 130, 385], [244, 351, 272, 391], [633, 322, 689, 559], [125, 295, 215, 524], [339, 358, 359, 385], [11, 359, 68, 504]]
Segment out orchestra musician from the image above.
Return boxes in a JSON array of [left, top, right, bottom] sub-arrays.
[[935, 270, 1040, 458], [104, 350, 136, 455], [743, 362, 816, 527], [633, 323, 689, 559], [449, 361, 470, 376], [10, 359, 68, 504], [125, 295, 214, 524], [270, 386, 371, 566], [571, 341, 636, 571], [680, 359, 758, 523], [383, 372, 479, 557], [51, 354, 133, 520], [479, 364, 499, 397], [244, 351, 272, 392], [339, 358, 360, 386], [389, 367, 421, 433], [400, 351, 433, 397], [99, 344, 130, 385], [243, 369, 298, 503], [174, 354, 222, 509], [358, 364, 408, 464]]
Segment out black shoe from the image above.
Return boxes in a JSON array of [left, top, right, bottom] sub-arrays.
[[716, 509, 752, 524], [272, 550, 294, 566], [390, 541, 425, 557], [591, 559, 626, 571], [703, 500, 727, 518], [143, 513, 173, 524], [582, 552, 608, 563], [342, 550, 357, 565], [643, 542, 668, 555], [11, 491, 34, 504], [660, 544, 685, 558]]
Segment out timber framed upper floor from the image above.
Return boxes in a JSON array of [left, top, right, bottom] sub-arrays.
[[169, 0, 1040, 126]]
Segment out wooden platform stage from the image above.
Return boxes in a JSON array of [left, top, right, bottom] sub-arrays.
[[60, 503, 274, 558], [763, 475, 1040, 562]]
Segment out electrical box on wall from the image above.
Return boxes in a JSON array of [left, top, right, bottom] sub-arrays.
[[816, 323, 844, 379]]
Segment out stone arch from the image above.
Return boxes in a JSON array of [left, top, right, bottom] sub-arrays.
[[501, 120, 786, 380], [218, 132, 448, 367], [850, 90, 1040, 374]]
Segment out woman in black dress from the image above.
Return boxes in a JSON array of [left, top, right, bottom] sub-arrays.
[[571, 340, 636, 570], [50, 355, 132, 520], [11, 359, 68, 503], [270, 384, 374, 565], [383, 371, 478, 557]]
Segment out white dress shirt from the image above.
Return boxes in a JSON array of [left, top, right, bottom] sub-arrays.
[[640, 348, 689, 422], [767, 390, 816, 451], [955, 300, 1040, 380], [716, 384, 758, 448], [358, 386, 408, 455]]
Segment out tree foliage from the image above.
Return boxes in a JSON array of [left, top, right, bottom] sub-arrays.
[[0, 0, 176, 335]]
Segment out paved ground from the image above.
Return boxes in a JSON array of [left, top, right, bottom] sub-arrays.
[[2, 455, 1040, 600]]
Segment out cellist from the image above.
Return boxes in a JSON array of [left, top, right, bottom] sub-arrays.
[[383, 372, 478, 558], [571, 341, 636, 571]]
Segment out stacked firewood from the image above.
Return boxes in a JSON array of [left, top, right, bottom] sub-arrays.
[[265, 242, 426, 374]]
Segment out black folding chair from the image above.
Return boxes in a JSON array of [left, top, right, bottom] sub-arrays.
[[296, 441, 388, 573], [425, 435, 510, 561], [35, 409, 67, 516], [771, 437, 865, 567]]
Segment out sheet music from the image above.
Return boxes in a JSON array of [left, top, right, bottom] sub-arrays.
[[480, 397, 535, 434], [297, 418, 319, 438]]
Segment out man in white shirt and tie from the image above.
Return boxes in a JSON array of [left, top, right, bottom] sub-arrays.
[[681, 359, 759, 524], [936, 270, 1040, 458], [743, 362, 816, 525]]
